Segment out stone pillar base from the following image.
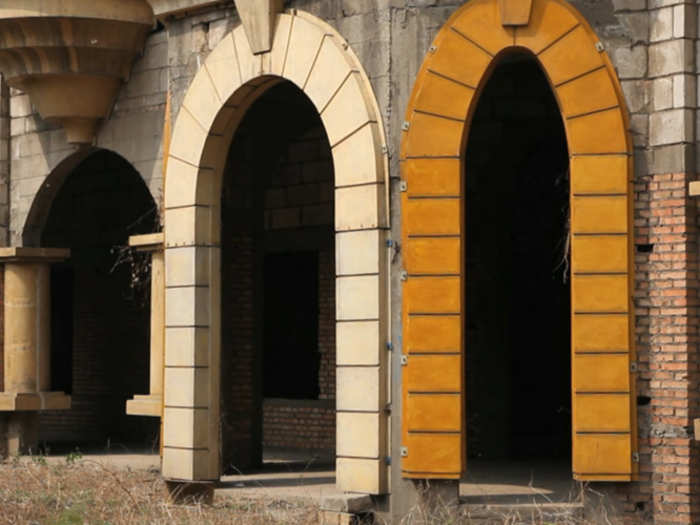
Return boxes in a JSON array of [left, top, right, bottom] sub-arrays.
[[126, 395, 161, 417], [4, 412, 39, 456], [0, 392, 71, 412], [165, 480, 215, 505], [320, 495, 373, 525], [0, 414, 7, 458]]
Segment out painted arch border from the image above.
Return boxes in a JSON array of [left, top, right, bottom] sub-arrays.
[[399, 0, 637, 482], [161, 10, 390, 494]]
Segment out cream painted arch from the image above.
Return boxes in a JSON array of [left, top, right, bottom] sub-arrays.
[[162, 10, 390, 494]]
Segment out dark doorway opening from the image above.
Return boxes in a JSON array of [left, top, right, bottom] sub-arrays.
[[39, 150, 159, 452], [463, 53, 572, 502], [220, 81, 335, 476], [263, 252, 320, 400]]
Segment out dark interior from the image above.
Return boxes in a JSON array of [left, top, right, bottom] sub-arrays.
[[220, 81, 335, 472], [40, 150, 159, 450], [264, 251, 320, 399], [464, 53, 571, 463]]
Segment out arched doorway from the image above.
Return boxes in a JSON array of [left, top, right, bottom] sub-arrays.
[[400, 0, 636, 485], [220, 81, 336, 473], [463, 51, 571, 496], [162, 11, 390, 495], [37, 149, 160, 451]]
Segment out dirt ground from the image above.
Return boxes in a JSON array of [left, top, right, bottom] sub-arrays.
[[0, 456, 321, 525]]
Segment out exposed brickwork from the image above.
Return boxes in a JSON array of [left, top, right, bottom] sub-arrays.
[[38, 151, 159, 448], [263, 399, 335, 451], [592, 172, 700, 524], [221, 230, 260, 471], [221, 85, 335, 470]]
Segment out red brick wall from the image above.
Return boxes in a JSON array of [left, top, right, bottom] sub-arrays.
[[595, 171, 700, 523]]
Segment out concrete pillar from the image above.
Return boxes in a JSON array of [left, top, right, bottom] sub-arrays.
[[5, 262, 49, 394], [126, 233, 165, 418], [0, 247, 71, 456]]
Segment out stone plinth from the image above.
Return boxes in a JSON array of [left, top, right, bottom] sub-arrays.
[[0, 247, 71, 456], [125, 233, 164, 418]]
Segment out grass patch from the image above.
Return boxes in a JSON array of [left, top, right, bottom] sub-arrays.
[[0, 459, 319, 525]]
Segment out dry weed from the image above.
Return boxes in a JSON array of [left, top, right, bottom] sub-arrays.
[[0, 457, 320, 525]]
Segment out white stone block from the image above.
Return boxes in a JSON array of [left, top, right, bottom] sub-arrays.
[[165, 327, 210, 367], [165, 286, 210, 327], [336, 366, 382, 411], [166, 246, 210, 287], [336, 457, 386, 494], [164, 407, 209, 448], [337, 274, 380, 321], [335, 229, 382, 276], [337, 320, 381, 366], [337, 412, 382, 458], [164, 366, 210, 408]]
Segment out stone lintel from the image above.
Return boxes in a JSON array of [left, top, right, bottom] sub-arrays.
[[0, 392, 71, 412], [146, 0, 223, 20], [234, 0, 285, 54], [129, 233, 165, 252], [126, 394, 162, 417], [689, 181, 700, 197], [500, 0, 533, 26], [0, 247, 70, 263]]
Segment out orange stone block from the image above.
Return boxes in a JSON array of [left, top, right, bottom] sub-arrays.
[[572, 235, 628, 274], [556, 67, 619, 118], [405, 354, 462, 392], [402, 111, 464, 158], [413, 71, 474, 121], [571, 195, 628, 234], [427, 30, 492, 89], [573, 353, 630, 393], [567, 108, 627, 155], [538, 26, 603, 86], [405, 393, 462, 432], [574, 394, 631, 432], [405, 315, 461, 353], [402, 433, 462, 477], [573, 313, 630, 351], [573, 434, 632, 478], [572, 274, 629, 313], [571, 155, 629, 195], [404, 276, 461, 315], [405, 237, 461, 275], [402, 158, 461, 196], [499, 0, 533, 26], [452, 0, 514, 55], [405, 198, 460, 236]]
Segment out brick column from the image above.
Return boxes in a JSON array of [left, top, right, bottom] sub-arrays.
[[0, 247, 70, 456]]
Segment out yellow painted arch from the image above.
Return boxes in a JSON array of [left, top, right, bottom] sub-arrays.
[[399, 0, 637, 482]]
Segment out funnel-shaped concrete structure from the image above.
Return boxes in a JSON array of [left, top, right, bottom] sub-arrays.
[[0, 1, 154, 144]]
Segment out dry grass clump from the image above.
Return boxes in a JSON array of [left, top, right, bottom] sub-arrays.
[[396, 482, 620, 525], [0, 456, 319, 525]]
